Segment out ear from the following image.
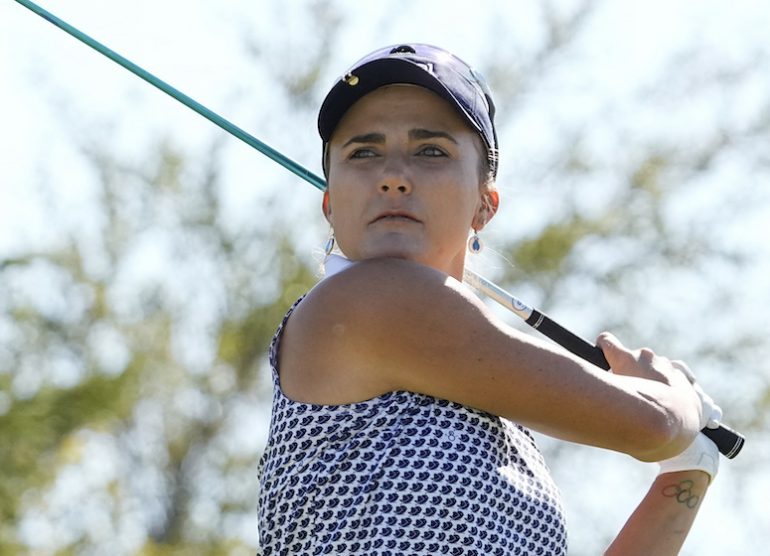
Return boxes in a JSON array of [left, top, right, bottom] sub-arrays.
[[472, 189, 499, 231], [322, 190, 332, 223]]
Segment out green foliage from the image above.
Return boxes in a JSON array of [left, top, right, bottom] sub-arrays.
[[218, 241, 317, 382], [0, 134, 319, 551], [0, 365, 138, 520], [511, 214, 605, 276], [3, 1, 768, 554]]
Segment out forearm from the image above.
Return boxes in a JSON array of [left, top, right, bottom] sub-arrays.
[[520, 358, 701, 461], [604, 470, 710, 556]]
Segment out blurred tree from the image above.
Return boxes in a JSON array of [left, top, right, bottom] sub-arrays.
[[2, 1, 769, 555], [473, 5, 770, 554], [0, 134, 319, 554]]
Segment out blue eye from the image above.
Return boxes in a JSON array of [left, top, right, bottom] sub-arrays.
[[350, 148, 377, 159], [419, 146, 447, 157]]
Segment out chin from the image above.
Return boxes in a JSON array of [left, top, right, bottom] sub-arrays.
[[367, 249, 421, 262], [356, 237, 422, 260]]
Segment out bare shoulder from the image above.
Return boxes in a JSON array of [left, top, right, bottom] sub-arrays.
[[277, 258, 487, 404], [309, 257, 487, 327]]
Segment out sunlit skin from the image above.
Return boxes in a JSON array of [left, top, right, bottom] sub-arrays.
[[322, 84, 498, 280], [297, 87, 702, 463], [274, 82, 713, 556]]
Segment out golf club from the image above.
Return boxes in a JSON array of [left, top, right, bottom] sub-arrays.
[[14, 0, 745, 459]]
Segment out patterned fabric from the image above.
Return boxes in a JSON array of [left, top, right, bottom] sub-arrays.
[[258, 297, 567, 555]]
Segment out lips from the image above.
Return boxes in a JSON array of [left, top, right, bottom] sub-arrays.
[[370, 210, 421, 224]]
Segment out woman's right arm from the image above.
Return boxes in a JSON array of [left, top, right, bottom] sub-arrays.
[[279, 258, 705, 461]]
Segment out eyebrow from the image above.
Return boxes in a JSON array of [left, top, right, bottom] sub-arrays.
[[341, 128, 459, 148], [409, 128, 459, 144], [342, 132, 385, 148]]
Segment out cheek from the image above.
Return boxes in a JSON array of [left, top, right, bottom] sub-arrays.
[[326, 183, 365, 232], [429, 188, 479, 237]]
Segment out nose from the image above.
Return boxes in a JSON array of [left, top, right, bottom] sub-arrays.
[[379, 181, 410, 194], [379, 157, 412, 195]]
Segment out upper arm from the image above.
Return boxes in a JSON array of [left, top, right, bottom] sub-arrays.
[[280, 258, 677, 458]]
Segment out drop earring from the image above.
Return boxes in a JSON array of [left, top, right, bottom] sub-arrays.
[[324, 231, 335, 256], [468, 229, 483, 254]]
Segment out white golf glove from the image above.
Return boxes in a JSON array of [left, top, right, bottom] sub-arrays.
[[658, 432, 719, 483], [658, 360, 723, 483]]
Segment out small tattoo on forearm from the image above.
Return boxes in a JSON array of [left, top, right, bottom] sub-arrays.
[[662, 479, 700, 509]]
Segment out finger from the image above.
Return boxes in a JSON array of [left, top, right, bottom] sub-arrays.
[[688, 378, 724, 430], [596, 332, 633, 375], [671, 360, 696, 384]]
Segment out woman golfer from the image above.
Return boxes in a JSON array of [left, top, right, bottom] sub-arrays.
[[258, 44, 721, 555]]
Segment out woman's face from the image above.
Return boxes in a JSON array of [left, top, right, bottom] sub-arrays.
[[325, 84, 495, 278]]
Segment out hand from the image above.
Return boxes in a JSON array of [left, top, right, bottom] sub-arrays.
[[671, 360, 723, 430], [596, 333, 692, 388], [657, 432, 720, 483], [596, 334, 722, 433]]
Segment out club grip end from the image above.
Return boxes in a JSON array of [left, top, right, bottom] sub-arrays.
[[703, 423, 745, 459]]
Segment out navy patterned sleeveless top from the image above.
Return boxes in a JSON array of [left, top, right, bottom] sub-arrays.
[[258, 297, 567, 555]]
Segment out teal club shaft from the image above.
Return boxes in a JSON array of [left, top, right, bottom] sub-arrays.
[[16, 0, 744, 459], [14, 0, 327, 192]]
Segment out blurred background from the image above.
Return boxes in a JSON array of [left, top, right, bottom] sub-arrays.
[[1, 0, 768, 554]]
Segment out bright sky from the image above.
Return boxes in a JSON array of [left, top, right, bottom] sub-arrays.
[[2, 0, 769, 554], [3, 0, 769, 254]]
